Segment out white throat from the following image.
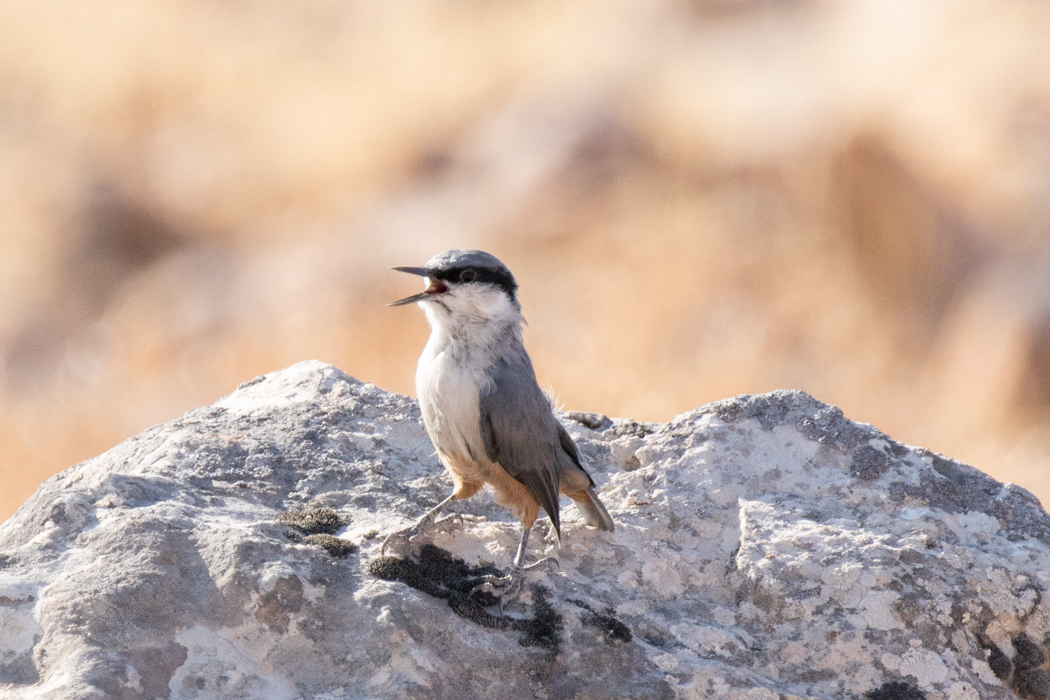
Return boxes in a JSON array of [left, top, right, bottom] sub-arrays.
[[420, 283, 523, 359]]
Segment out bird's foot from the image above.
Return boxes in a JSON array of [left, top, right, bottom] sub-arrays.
[[432, 513, 464, 535], [380, 513, 463, 557], [379, 526, 418, 558], [380, 496, 461, 557], [468, 556, 559, 613]]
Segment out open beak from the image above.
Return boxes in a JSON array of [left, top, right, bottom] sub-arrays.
[[389, 266, 448, 306]]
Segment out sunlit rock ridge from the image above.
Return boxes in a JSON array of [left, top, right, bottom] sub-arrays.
[[1, 360, 1047, 700]]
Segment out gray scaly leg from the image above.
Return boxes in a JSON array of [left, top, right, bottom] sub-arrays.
[[469, 526, 559, 613], [381, 494, 458, 556]]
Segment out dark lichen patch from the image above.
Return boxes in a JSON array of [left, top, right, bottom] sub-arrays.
[[517, 585, 562, 658], [611, 419, 656, 439], [797, 404, 874, 450], [979, 632, 1050, 699], [447, 593, 516, 631], [302, 534, 356, 558], [1017, 666, 1050, 699], [711, 392, 794, 430], [913, 449, 1050, 545], [851, 444, 894, 480], [1009, 633, 1050, 699], [566, 411, 612, 431], [126, 642, 189, 699], [368, 545, 563, 657], [368, 545, 503, 608], [255, 575, 304, 634], [898, 548, 925, 565], [279, 506, 346, 535], [863, 680, 926, 699], [1013, 633, 1046, 669], [986, 640, 1012, 681], [708, 390, 875, 450], [369, 553, 435, 593], [586, 611, 631, 644], [570, 599, 632, 644]]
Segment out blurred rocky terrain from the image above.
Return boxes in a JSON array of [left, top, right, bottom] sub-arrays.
[[3, 0, 1050, 519]]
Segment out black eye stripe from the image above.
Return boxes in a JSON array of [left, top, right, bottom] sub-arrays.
[[431, 266, 517, 297]]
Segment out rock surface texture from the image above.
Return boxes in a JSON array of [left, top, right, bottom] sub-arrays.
[[2, 361, 1050, 700]]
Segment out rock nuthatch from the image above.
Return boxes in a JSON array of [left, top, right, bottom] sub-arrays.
[[383, 249, 614, 604]]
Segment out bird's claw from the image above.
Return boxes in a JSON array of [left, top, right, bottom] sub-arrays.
[[380, 527, 418, 557], [468, 574, 523, 614], [467, 556, 559, 613], [380, 513, 465, 557], [520, 556, 559, 573], [432, 513, 464, 534]]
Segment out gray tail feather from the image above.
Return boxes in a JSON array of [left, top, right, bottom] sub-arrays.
[[573, 487, 615, 532]]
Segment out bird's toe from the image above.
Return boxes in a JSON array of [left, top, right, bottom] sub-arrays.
[[468, 573, 525, 614], [467, 575, 509, 601], [380, 526, 422, 557], [520, 556, 559, 573], [432, 513, 464, 534]]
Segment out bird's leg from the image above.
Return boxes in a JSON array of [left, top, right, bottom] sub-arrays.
[[468, 526, 559, 613], [381, 494, 458, 556]]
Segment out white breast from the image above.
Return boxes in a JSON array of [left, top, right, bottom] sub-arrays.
[[415, 333, 488, 471]]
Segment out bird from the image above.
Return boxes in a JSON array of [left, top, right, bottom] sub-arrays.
[[383, 249, 614, 605]]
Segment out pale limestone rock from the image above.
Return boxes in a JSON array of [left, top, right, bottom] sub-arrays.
[[2, 360, 1050, 699]]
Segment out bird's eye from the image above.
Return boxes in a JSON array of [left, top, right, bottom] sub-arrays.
[[459, 269, 477, 283]]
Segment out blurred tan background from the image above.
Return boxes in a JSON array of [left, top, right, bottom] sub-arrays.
[[3, 0, 1050, 522]]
